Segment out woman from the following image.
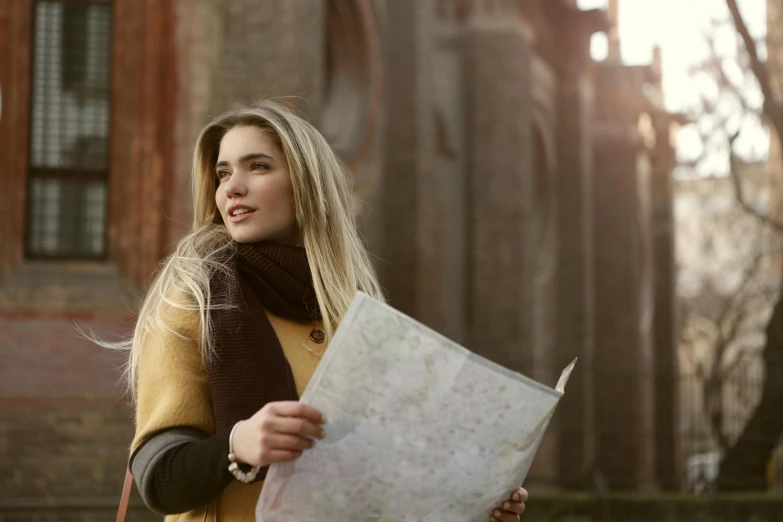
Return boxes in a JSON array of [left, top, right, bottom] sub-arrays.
[[122, 100, 529, 521]]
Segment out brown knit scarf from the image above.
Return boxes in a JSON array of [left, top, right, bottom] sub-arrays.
[[206, 241, 321, 436]]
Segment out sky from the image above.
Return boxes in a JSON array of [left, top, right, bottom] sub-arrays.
[[577, 0, 770, 175]]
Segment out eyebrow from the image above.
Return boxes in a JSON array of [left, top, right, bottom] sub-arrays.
[[215, 153, 273, 169]]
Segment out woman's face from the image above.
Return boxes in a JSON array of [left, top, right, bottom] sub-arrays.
[[214, 125, 299, 244]]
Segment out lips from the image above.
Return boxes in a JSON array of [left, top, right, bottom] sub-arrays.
[[227, 204, 256, 223]]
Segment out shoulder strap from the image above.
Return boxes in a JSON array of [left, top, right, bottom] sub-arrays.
[[117, 468, 218, 522], [116, 468, 133, 522]]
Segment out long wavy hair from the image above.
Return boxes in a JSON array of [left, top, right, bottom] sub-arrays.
[[115, 100, 384, 396]]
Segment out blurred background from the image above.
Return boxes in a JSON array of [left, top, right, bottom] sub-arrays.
[[1, 0, 782, 520]]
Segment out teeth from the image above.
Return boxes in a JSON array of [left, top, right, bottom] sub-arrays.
[[232, 208, 252, 216]]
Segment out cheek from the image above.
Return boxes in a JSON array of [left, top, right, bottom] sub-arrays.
[[215, 188, 227, 218], [281, 182, 296, 217], [255, 177, 295, 217]]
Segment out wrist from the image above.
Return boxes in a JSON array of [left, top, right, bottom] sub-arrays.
[[228, 420, 260, 483], [228, 421, 246, 462]]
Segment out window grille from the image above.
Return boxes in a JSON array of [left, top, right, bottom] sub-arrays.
[[26, 0, 112, 259]]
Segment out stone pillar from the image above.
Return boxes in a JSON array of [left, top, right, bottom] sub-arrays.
[[551, 9, 601, 490], [418, 8, 469, 342], [463, 13, 535, 377], [378, 0, 434, 317], [651, 109, 682, 491], [591, 64, 656, 490], [527, 56, 560, 488], [607, 0, 621, 61], [458, 6, 559, 487]]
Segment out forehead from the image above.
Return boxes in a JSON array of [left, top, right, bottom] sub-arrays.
[[217, 125, 278, 160]]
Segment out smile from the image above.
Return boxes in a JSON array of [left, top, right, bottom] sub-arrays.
[[228, 205, 256, 223]]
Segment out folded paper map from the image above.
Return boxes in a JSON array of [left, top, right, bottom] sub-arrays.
[[256, 292, 576, 522]]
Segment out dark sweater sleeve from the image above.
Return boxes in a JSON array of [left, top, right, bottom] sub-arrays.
[[130, 426, 268, 515], [148, 427, 233, 514]]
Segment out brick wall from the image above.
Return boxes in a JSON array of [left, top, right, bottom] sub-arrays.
[[0, 0, 31, 276], [0, 306, 136, 484], [0, 507, 156, 522], [0, 2, 173, 518], [0, 315, 141, 517], [0, 401, 133, 499], [0, 0, 179, 286], [111, 0, 179, 286], [0, 1, 328, 518]]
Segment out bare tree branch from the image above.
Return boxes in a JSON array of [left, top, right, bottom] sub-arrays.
[[709, 249, 760, 379], [725, 0, 779, 116], [702, 27, 752, 109], [705, 285, 758, 452], [677, 96, 735, 173], [728, 131, 783, 234], [723, 346, 755, 378]]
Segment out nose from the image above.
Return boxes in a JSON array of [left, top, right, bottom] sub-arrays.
[[223, 172, 247, 198]]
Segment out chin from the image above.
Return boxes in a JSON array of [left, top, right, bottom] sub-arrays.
[[227, 228, 268, 244], [234, 234, 268, 244], [225, 221, 299, 246]]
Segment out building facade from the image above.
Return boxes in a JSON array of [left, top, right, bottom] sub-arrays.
[[0, 0, 681, 517]]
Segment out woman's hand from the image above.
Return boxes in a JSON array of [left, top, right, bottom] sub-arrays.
[[490, 487, 528, 522], [231, 401, 326, 467]]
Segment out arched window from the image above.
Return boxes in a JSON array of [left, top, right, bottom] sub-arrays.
[[320, 0, 383, 175]]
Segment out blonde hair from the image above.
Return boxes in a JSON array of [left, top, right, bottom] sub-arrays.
[[118, 100, 384, 396]]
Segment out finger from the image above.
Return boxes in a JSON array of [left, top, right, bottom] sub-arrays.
[[267, 417, 325, 439], [269, 401, 326, 424], [265, 449, 303, 464], [490, 508, 520, 522], [511, 487, 529, 503], [266, 433, 316, 452], [499, 500, 525, 515]]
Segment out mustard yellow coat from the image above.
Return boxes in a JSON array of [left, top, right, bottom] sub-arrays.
[[131, 302, 327, 521]]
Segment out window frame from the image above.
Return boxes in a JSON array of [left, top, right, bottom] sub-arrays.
[[23, 0, 114, 261]]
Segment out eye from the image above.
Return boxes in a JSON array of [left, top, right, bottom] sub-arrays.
[[216, 170, 230, 180], [250, 162, 270, 172]]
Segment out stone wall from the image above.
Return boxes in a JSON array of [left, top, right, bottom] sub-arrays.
[[522, 494, 783, 522]]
